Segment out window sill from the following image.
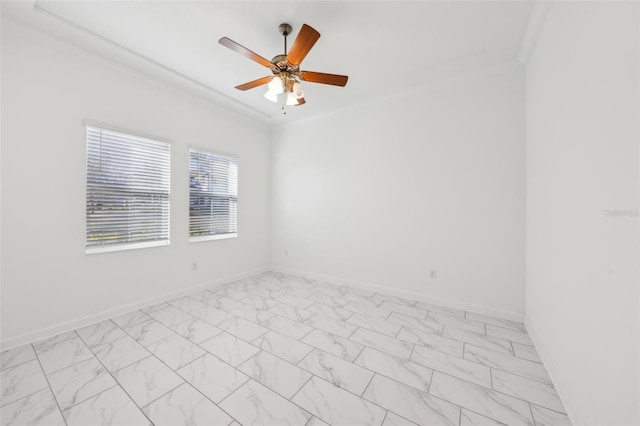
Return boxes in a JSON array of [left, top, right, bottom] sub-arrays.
[[86, 240, 169, 255], [189, 233, 237, 243]]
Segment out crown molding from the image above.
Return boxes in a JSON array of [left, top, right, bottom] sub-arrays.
[[21, 2, 272, 125], [518, 1, 553, 65], [272, 59, 524, 131]]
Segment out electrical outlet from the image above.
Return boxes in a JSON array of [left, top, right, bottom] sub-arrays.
[[284, 249, 289, 256], [430, 270, 437, 279], [192, 262, 198, 271]]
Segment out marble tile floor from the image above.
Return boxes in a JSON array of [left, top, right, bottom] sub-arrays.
[[0, 272, 571, 426]]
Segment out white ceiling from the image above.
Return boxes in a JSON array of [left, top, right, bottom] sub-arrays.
[[2, 1, 534, 125]]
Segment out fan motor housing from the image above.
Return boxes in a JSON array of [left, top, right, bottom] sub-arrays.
[[271, 54, 287, 64], [270, 55, 299, 76]]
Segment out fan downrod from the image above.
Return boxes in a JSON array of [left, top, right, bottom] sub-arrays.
[[277, 23, 293, 59]]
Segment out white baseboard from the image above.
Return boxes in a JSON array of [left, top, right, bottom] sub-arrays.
[[2, 266, 524, 350], [0, 267, 268, 351], [524, 315, 583, 426], [269, 266, 524, 322]]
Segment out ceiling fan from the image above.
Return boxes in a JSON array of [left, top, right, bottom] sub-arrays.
[[219, 23, 348, 112]]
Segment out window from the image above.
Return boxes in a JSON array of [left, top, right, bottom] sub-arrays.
[[86, 126, 170, 253], [189, 149, 238, 241]]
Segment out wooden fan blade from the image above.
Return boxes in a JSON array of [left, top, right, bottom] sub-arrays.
[[296, 97, 306, 106], [219, 37, 273, 68], [235, 76, 273, 91], [287, 24, 320, 66], [299, 71, 348, 87]]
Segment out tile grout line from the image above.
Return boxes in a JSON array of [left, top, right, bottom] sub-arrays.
[[62, 384, 121, 415], [428, 369, 559, 419], [380, 410, 390, 425], [173, 352, 208, 371], [113, 315, 244, 425], [30, 343, 69, 426], [359, 372, 377, 398], [461, 350, 553, 385], [216, 277, 560, 418], [357, 372, 450, 424], [71, 331, 155, 426], [31, 333, 78, 353], [529, 402, 568, 416], [346, 325, 360, 340], [0, 359, 58, 418], [204, 377, 246, 408], [225, 346, 399, 424], [294, 347, 316, 367], [287, 374, 315, 402], [352, 343, 368, 364], [463, 406, 524, 426], [426, 373, 509, 422], [528, 401, 539, 426], [393, 323, 403, 339], [298, 323, 320, 341], [298, 345, 418, 395], [99, 350, 155, 375], [489, 367, 494, 389], [179, 377, 245, 425], [221, 372, 313, 422], [0, 356, 39, 375], [0, 387, 55, 410], [437, 327, 516, 356], [138, 381, 186, 410], [8, 273, 560, 426], [156, 278, 560, 414], [299, 372, 395, 420], [411, 341, 556, 391], [33, 349, 104, 378], [208, 316, 310, 368], [426, 368, 435, 394], [408, 342, 417, 361], [391, 411, 423, 426]]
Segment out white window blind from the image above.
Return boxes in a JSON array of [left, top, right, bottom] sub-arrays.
[[86, 126, 170, 253], [189, 149, 238, 240]]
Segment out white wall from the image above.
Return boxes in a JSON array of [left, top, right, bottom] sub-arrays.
[[1, 19, 270, 347], [270, 66, 526, 319], [525, 2, 639, 425]]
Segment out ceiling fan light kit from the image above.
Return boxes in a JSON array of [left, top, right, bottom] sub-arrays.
[[219, 23, 348, 114]]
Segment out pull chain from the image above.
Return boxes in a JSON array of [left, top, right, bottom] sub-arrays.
[[282, 90, 287, 114]]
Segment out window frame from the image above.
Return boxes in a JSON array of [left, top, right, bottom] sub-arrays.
[[85, 124, 171, 254], [188, 146, 238, 243]]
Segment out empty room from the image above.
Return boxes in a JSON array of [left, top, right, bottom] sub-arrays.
[[1, 1, 638, 426]]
